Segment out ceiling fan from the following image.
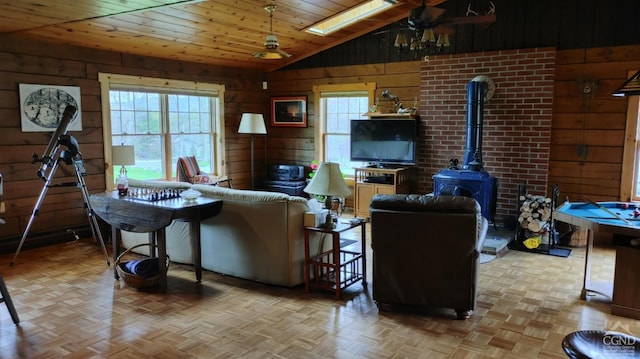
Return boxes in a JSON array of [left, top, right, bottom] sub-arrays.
[[407, 0, 496, 32], [378, 0, 496, 53], [252, 5, 292, 60]]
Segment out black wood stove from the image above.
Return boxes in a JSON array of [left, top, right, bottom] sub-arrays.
[[433, 80, 497, 223]]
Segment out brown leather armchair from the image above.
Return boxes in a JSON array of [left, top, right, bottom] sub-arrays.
[[369, 194, 488, 319]]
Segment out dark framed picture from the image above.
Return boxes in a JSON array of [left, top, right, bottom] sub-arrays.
[[271, 96, 307, 127]]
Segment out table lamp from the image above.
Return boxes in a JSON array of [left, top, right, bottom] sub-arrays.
[[238, 113, 267, 189], [112, 144, 135, 195], [303, 162, 351, 228]]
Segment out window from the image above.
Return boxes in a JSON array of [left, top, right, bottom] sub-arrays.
[[305, 0, 396, 36], [99, 74, 225, 188], [622, 94, 640, 201], [313, 83, 376, 176]]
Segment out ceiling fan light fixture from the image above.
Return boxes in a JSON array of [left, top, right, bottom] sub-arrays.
[[253, 4, 291, 59], [252, 47, 292, 59], [410, 38, 423, 51], [394, 33, 408, 48], [421, 28, 436, 43], [436, 33, 450, 47]]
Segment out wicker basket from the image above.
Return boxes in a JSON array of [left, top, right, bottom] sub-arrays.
[[115, 243, 170, 289]]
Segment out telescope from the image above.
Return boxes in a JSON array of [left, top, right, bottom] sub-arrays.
[[32, 105, 77, 180], [13, 103, 111, 267]]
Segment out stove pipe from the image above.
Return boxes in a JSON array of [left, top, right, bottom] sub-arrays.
[[462, 80, 487, 171]]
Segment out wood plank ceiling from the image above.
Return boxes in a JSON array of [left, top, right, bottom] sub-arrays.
[[0, 0, 450, 71]]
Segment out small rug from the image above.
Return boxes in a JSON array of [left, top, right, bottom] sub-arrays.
[[480, 253, 497, 264]]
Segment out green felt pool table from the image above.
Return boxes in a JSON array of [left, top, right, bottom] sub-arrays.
[[555, 201, 640, 319]]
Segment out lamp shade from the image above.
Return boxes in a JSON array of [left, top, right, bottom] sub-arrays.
[[112, 145, 135, 166], [238, 113, 267, 134], [612, 69, 640, 96], [394, 33, 408, 48], [303, 162, 351, 197]]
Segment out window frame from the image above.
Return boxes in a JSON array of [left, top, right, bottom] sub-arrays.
[[312, 82, 376, 177], [98, 73, 225, 189], [621, 88, 640, 201]]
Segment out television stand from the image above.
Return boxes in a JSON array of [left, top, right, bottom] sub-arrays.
[[373, 163, 405, 169], [354, 166, 416, 218]]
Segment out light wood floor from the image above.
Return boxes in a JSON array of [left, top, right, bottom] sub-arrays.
[[0, 228, 638, 359]]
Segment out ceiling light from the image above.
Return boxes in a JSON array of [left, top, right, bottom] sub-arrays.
[[612, 69, 640, 96], [252, 5, 291, 59]]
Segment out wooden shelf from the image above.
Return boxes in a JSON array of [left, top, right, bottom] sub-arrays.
[[362, 112, 416, 118]]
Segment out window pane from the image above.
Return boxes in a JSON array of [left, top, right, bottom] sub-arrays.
[[171, 134, 212, 175], [168, 94, 211, 134], [110, 89, 217, 181], [112, 134, 163, 180], [325, 134, 363, 175], [322, 95, 368, 175]]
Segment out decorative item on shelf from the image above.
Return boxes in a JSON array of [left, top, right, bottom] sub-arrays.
[[112, 144, 135, 196], [238, 113, 267, 189], [380, 90, 417, 115], [518, 193, 553, 249], [303, 162, 351, 228]]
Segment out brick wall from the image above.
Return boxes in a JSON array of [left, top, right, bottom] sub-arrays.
[[418, 48, 556, 226]]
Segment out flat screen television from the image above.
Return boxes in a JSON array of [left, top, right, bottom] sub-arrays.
[[350, 119, 417, 167]]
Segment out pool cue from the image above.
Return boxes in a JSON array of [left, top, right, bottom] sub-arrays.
[[580, 195, 634, 226]]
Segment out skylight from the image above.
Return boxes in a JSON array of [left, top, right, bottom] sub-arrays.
[[305, 0, 396, 36]]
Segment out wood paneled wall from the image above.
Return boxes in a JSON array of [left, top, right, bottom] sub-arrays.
[[264, 61, 422, 170], [551, 45, 640, 202], [0, 34, 264, 242]]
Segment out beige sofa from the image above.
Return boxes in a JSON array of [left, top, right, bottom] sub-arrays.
[[120, 180, 319, 287]]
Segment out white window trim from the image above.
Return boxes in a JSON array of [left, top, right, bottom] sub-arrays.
[[312, 83, 376, 164], [98, 73, 226, 189], [621, 91, 639, 201]]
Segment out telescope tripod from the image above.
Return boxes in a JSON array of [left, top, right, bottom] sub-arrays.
[[11, 149, 111, 267]]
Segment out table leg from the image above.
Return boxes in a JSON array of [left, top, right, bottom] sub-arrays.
[[333, 232, 341, 300], [191, 214, 202, 282], [148, 232, 156, 256], [581, 228, 594, 300], [304, 230, 311, 293], [360, 222, 367, 288], [156, 229, 167, 292], [112, 226, 120, 280]]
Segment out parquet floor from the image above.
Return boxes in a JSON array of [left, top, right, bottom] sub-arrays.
[[0, 228, 638, 359]]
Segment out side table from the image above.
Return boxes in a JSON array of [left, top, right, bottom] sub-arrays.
[[304, 220, 367, 299]]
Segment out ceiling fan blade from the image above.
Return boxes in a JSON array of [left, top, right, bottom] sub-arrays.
[[441, 14, 496, 26], [421, 6, 446, 22], [433, 24, 455, 35]]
